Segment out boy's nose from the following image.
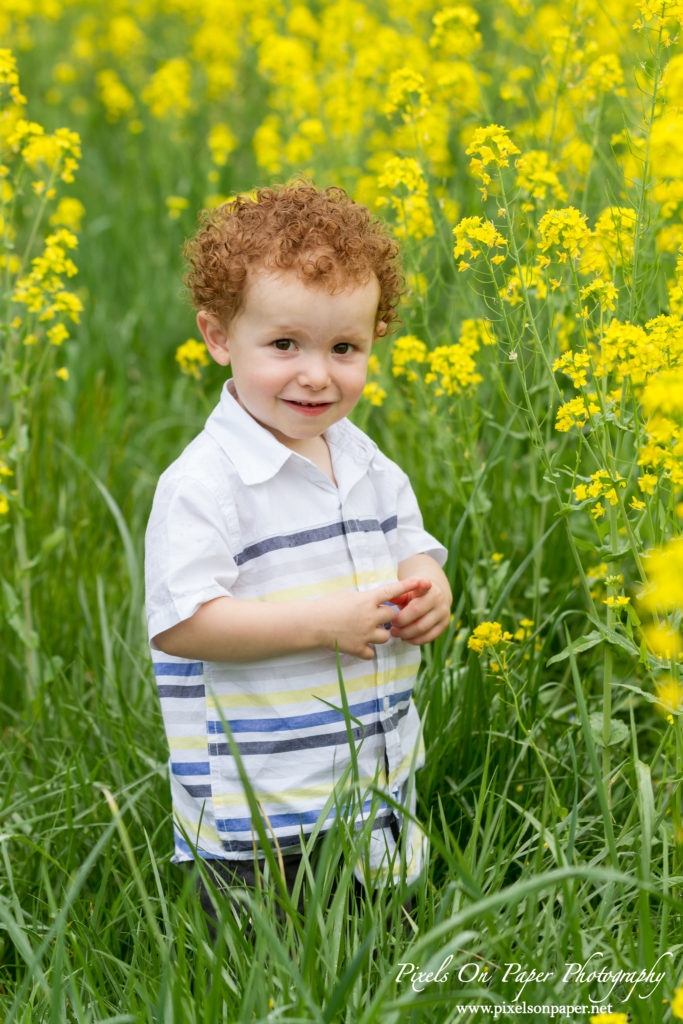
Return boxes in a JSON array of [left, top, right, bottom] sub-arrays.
[[297, 356, 331, 388]]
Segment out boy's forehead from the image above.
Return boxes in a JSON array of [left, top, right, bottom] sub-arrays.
[[236, 262, 378, 325]]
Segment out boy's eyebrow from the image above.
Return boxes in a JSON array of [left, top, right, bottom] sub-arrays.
[[268, 323, 372, 342]]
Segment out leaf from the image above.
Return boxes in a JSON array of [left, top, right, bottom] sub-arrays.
[[40, 526, 67, 554], [586, 614, 640, 657], [635, 759, 654, 876], [588, 713, 629, 748], [546, 629, 603, 666], [1, 577, 39, 650]]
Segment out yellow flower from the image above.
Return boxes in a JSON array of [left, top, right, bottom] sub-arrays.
[[142, 58, 193, 120], [638, 473, 658, 494], [467, 621, 513, 653], [671, 982, 683, 1018], [642, 622, 683, 659], [175, 338, 209, 379], [0, 494, 9, 515], [383, 67, 428, 117], [515, 149, 567, 203], [208, 123, 238, 166], [538, 207, 592, 262], [641, 368, 683, 418], [166, 196, 190, 220], [453, 216, 507, 263], [430, 5, 482, 57], [362, 381, 386, 406], [391, 335, 427, 381], [425, 343, 483, 395], [49, 197, 85, 231], [655, 677, 683, 714], [465, 124, 520, 195], [638, 538, 683, 613], [491, 552, 504, 563], [96, 69, 135, 122], [56, 367, 69, 381], [603, 595, 630, 607], [589, 1013, 629, 1024], [555, 394, 600, 433], [377, 158, 434, 239], [48, 323, 69, 346]]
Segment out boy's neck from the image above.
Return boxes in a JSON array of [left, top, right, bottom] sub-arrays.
[[285, 434, 337, 485]]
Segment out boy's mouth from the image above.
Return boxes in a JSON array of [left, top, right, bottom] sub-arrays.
[[282, 398, 333, 416]]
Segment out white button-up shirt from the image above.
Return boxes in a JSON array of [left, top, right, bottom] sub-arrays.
[[145, 381, 447, 881]]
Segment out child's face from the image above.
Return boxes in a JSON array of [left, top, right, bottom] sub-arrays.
[[197, 267, 385, 455]]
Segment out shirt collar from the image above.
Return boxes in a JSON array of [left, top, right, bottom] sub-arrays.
[[204, 379, 377, 487]]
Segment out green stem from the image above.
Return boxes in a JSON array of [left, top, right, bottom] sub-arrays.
[[12, 381, 40, 699], [497, 655, 562, 810], [601, 505, 619, 804], [629, 20, 665, 323]]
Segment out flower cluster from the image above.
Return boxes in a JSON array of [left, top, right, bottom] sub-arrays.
[[376, 157, 434, 240], [175, 339, 209, 379], [573, 469, 627, 520], [467, 621, 514, 654], [465, 123, 520, 198], [1, 49, 83, 521], [389, 321, 497, 398], [12, 229, 82, 330], [391, 335, 427, 382], [537, 207, 592, 264], [638, 538, 683, 614], [453, 216, 507, 271], [141, 58, 193, 121]]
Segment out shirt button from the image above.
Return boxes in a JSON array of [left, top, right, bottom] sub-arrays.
[[383, 696, 390, 713]]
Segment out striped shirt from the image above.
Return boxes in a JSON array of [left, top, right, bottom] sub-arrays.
[[145, 381, 447, 880]]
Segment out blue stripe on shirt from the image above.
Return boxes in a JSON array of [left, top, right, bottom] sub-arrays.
[[171, 761, 210, 776], [154, 661, 203, 677], [206, 690, 412, 734], [216, 796, 391, 833], [234, 514, 398, 566], [158, 683, 205, 699]]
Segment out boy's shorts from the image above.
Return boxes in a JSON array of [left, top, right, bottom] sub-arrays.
[[189, 832, 415, 945], [192, 852, 306, 943]]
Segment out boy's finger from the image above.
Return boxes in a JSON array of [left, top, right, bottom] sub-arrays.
[[390, 599, 428, 628], [381, 578, 431, 606], [393, 585, 431, 608]]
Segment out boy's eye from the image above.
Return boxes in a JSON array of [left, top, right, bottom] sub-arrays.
[[332, 342, 353, 354], [273, 338, 295, 351]]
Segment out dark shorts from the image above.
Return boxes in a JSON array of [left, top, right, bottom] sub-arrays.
[[192, 851, 310, 943], [188, 835, 414, 945]]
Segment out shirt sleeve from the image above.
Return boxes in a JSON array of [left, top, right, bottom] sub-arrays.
[[394, 467, 448, 568], [144, 474, 239, 645]]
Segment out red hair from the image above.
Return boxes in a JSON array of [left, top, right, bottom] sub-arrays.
[[184, 181, 404, 328]]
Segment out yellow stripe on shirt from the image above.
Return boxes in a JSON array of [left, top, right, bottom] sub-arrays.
[[206, 661, 417, 710], [257, 567, 396, 603]]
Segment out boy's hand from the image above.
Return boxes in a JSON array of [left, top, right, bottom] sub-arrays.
[[318, 577, 432, 660], [389, 577, 451, 646]]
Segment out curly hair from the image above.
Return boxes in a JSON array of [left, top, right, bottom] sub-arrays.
[[184, 181, 404, 329]]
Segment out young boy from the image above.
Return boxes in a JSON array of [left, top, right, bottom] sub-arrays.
[[144, 182, 451, 924]]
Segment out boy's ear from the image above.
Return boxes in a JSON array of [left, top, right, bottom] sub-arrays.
[[373, 320, 388, 341], [197, 310, 231, 366]]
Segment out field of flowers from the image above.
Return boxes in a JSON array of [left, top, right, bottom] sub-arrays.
[[2, 0, 683, 1020]]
